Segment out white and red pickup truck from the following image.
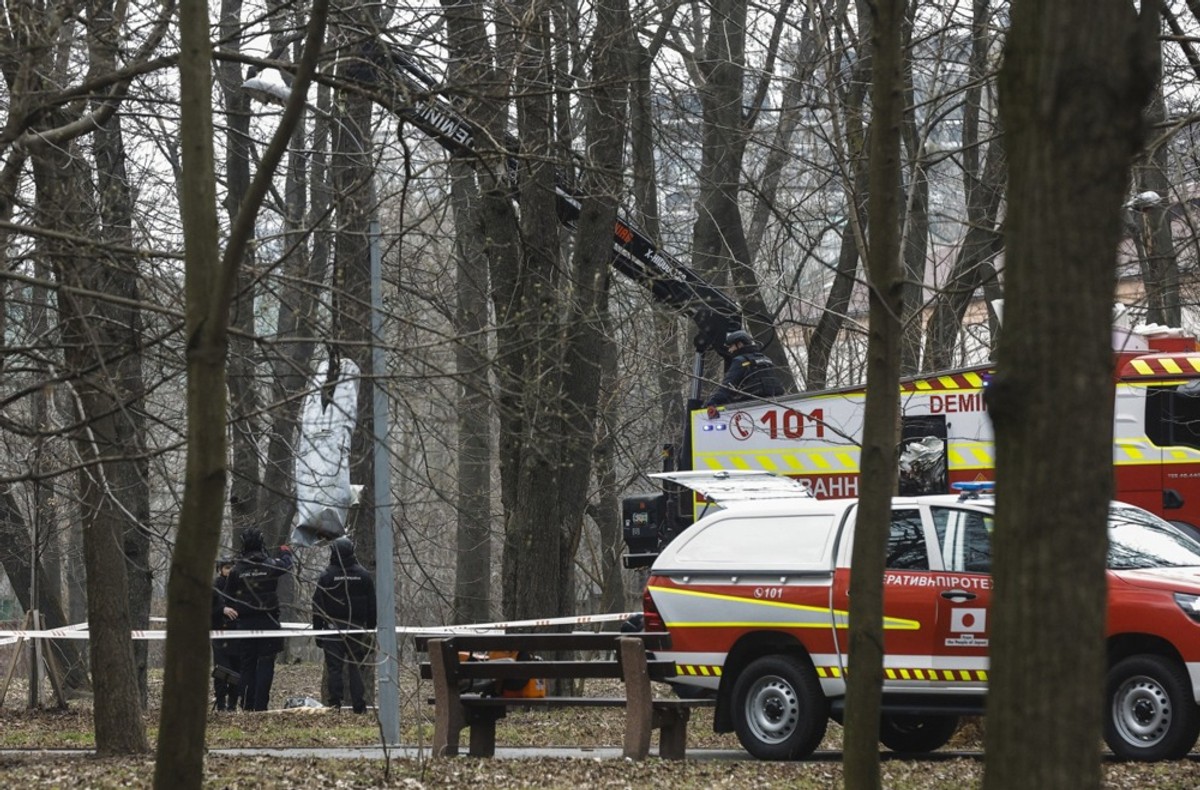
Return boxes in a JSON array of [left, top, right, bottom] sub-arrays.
[[639, 471, 1200, 761]]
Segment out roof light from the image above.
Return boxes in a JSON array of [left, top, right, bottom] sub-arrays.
[[952, 481, 995, 501]]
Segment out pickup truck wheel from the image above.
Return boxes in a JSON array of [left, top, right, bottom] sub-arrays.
[[732, 655, 829, 760], [879, 714, 959, 753], [1106, 655, 1200, 761]]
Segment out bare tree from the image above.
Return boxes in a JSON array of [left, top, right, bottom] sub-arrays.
[[842, 0, 904, 785], [449, 156, 492, 624], [152, 0, 326, 783], [984, 2, 1159, 788]]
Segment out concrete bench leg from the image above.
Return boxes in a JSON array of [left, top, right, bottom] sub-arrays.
[[655, 706, 691, 760], [467, 710, 502, 757], [433, 698, 465, 756], [620, 636, 653, 760], [430, 639, 465, 757]]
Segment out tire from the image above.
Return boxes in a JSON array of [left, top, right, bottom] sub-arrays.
[[731, 654, 829, 760], [1106, 655, 1200, 761], [879, 714, 959, 753]]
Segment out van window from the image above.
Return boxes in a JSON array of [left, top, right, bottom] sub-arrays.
[[671, 513, 838, 570], [1147, 383, 1200, 450], [887, 510, 929, 571], [932, 507, 993, 573]]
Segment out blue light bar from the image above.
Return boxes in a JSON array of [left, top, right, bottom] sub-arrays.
[[952, 481, 995, 493]]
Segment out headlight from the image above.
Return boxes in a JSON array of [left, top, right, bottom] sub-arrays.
[[1174, 593, 1200, 622]]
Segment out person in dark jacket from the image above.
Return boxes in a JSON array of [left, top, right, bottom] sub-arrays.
[[210, 557, 240, 711], [222, 527, 293, 711], [312, 536, 376, 713], [704, 329, 785, 407]]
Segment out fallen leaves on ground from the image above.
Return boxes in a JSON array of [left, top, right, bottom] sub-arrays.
[[2, 663, 1199, 787]]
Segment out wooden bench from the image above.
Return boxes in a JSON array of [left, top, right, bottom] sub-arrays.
[[414, 632, 714, 760]]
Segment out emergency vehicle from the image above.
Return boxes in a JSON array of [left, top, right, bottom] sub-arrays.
[[641, 470, 1200, 761], [623, 324, 1200, 564]]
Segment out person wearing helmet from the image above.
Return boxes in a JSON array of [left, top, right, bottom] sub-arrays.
[[222, 527, 293, 710], [704, 328, 785, 407], [312, 536, 376, 713], [210, 557, 240, 711]]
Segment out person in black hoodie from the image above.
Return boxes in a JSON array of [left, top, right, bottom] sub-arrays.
[[312, 536, 376, 713], [222, 527, 293, 711], [210, 557, 240, 711]]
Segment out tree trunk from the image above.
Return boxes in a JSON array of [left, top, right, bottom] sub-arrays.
[[843, 0, 904, 785], [592, 326, 627, 615], [332, 13, 381, 570], [898, 2, 929, 377], [216, 0, 264, 538], [922, 0, 1004, 372], [0, 487, 91, 691], [154, 2, 227, 779], [450, 157, 493, 625], [1132, 76, 1179, 327], [88, 0, 153, 704], [630, 34, 686, 462], [154, 0, 325, 783], [807, 3, 871, 391], [34, 132, 149, 754], [984, 3, 1159, 788]]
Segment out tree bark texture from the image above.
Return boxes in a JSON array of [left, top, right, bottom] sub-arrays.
[[154, 0, 325, 783], [843, 0, 904, 785], [984, 3, 1159, 789], [1132, 77, 1179, 327], [87, 0, 153, 704], [154, 0, 228, 781], [332, 10, 382, 571], [807, 3, 871, 391], [922, 0, 1004, 371], [450, 157, 493, 625], [0, 487, 90, 691], [34, 135, 149, 754], [216, 0, 264, 538]]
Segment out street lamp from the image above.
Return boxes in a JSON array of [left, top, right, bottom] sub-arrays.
[[242, 75, 400, 745]]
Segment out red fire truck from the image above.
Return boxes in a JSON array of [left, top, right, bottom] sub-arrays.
[[623, 325, 1200, 564]]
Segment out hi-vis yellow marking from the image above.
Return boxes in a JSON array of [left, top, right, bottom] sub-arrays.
[[815, 667, 987, 682], [701, 442, 996, 475], [648, 585, 921, 631], [1131, 360, 1155, 376], [677, 665, 722, 677]]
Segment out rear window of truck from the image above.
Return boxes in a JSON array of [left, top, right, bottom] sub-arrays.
[[670, 513, 838, 571]]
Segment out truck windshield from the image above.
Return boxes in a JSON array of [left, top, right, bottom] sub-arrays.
[[1108, 505, 1200, 569]]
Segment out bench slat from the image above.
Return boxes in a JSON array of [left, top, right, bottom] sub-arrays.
[[419, 659, 677, 681]]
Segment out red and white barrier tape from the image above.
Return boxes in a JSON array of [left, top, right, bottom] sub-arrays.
[[0, 611, 639, 645]]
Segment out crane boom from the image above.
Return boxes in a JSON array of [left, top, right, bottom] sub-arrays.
[[369, 42, 743, 354]]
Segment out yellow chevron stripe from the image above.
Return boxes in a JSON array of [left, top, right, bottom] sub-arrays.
[[825, 666, 985, 682]]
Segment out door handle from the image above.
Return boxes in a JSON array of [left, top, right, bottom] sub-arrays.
[[940, 590, 976, 601]]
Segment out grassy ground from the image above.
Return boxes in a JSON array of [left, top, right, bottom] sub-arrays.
[[1, 661, 1199, 787]]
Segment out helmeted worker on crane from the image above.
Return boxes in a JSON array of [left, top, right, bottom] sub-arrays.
[[705, 329, 785, 407]]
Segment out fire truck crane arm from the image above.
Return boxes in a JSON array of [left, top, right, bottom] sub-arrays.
[[350, 39, 744, 352]]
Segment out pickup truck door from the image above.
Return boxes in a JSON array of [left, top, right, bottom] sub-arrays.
[[832, 507, 942, 682], [928, 505, 993, 686]]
